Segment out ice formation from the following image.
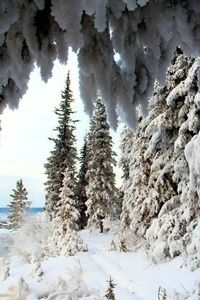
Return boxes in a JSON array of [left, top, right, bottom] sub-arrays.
[[1, 1, 200, 126]]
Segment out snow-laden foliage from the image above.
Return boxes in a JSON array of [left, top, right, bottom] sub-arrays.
[[119, 127, 134, 182], [47, 168, 87, 256], [8, 214, 54, 262], [86, 99, 119, 228], [0, 278, 32, 300], [185, 131, 200, 204], [0, 257, 9, 281], [44, 73, 77, 220], [121, 51, 200, 265], [76, 136, 89, 229], [120, 121, 150, 233], [49, 217, 87, 257], [184, 133, 200, 270], [8, 179, 31, 230], [44, 277, 102, 300], [3, 1, 200, 126], [30, 260, 43, 279], [0, 275, 102, 300], [8, 213, 86, 261], [108, 220, 141, 252], [104, 277, 116, 300], [57, 167, 80, 232], [146, 54, 200, 262]]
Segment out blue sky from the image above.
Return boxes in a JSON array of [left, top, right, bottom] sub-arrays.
[[0, 51, 122, 207]]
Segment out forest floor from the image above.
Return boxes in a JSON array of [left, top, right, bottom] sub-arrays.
[[0, 229, 200, 299]]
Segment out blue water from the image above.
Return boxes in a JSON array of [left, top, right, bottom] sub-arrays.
[[0, 207, 44, 221]]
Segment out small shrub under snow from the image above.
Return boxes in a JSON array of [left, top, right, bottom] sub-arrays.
[[0, 257, 9, 281], [8, 213, 53, 263], [108, 220, 146, 252], [8, 214, 88, 262], [0, 273, 103, 300], [48, 218, 88, 257]]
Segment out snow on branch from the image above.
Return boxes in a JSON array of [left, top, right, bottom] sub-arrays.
[[1, 1, 200, 126]]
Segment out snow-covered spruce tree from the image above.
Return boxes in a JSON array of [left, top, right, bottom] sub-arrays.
[[184, 132, 200, 269], [57, 167, 80, 233], [44, 72, 78, 220], [119, 127, 134, 182], [120, 118, 151, 235], [86, 99, 119, 230], [76, 136, 89, 229], [104, 277, 116, 300], [145, 53, 200, 261], [121, 50, 200, 261], [8, 179, 31, 230], [119, 127, 136, 227], [49, 167, 86, 256]]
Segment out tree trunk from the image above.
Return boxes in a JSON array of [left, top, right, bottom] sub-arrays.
[[99, 220, 104, 233]]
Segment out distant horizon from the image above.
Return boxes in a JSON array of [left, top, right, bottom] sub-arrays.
[[0, 206, 44, 209]]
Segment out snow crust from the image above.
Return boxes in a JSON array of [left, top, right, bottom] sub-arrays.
[[2, 1, 200, 126]]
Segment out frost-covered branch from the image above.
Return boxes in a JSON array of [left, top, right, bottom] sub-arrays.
[[2, 1, 200, 126]]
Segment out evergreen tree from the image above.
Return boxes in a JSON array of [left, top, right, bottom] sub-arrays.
[[119, 127, 136, 227], [48, 167, 87, 257], [44, 72, 78, 220], [119, 127, 134, 181], [8, 179, 31, 229], [121, 50, 200, 264], [76, 136, 88, 228], [121, 123, 150, 234], [104, 277, 116, 300], [57, 167, 80, 233], [145, 52, 200, 261], [86, 99, 119, 229]]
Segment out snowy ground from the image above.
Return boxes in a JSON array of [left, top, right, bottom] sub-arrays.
[[0, 229, 200, 299]]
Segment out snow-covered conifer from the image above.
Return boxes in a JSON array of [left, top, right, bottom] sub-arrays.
[[57, 167, 80, 233], [105, 277, 116, 300], [145, 53, 200, 261], [86, 99, 119, 229], [119, 127, 137, 227], [119, 127, 134, 182], [120, 121, 150, 233], [49, 217, 87, 257], [0, 257, 9, 281], [48, 167, 87, 256], [44, 72, 78, 220], [121, 50, 200, 263], [8, 179, 31, 230], [76, 136, 89, 229]]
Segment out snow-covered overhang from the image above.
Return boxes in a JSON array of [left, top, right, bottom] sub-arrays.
[[1, 0, 200, 128]]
